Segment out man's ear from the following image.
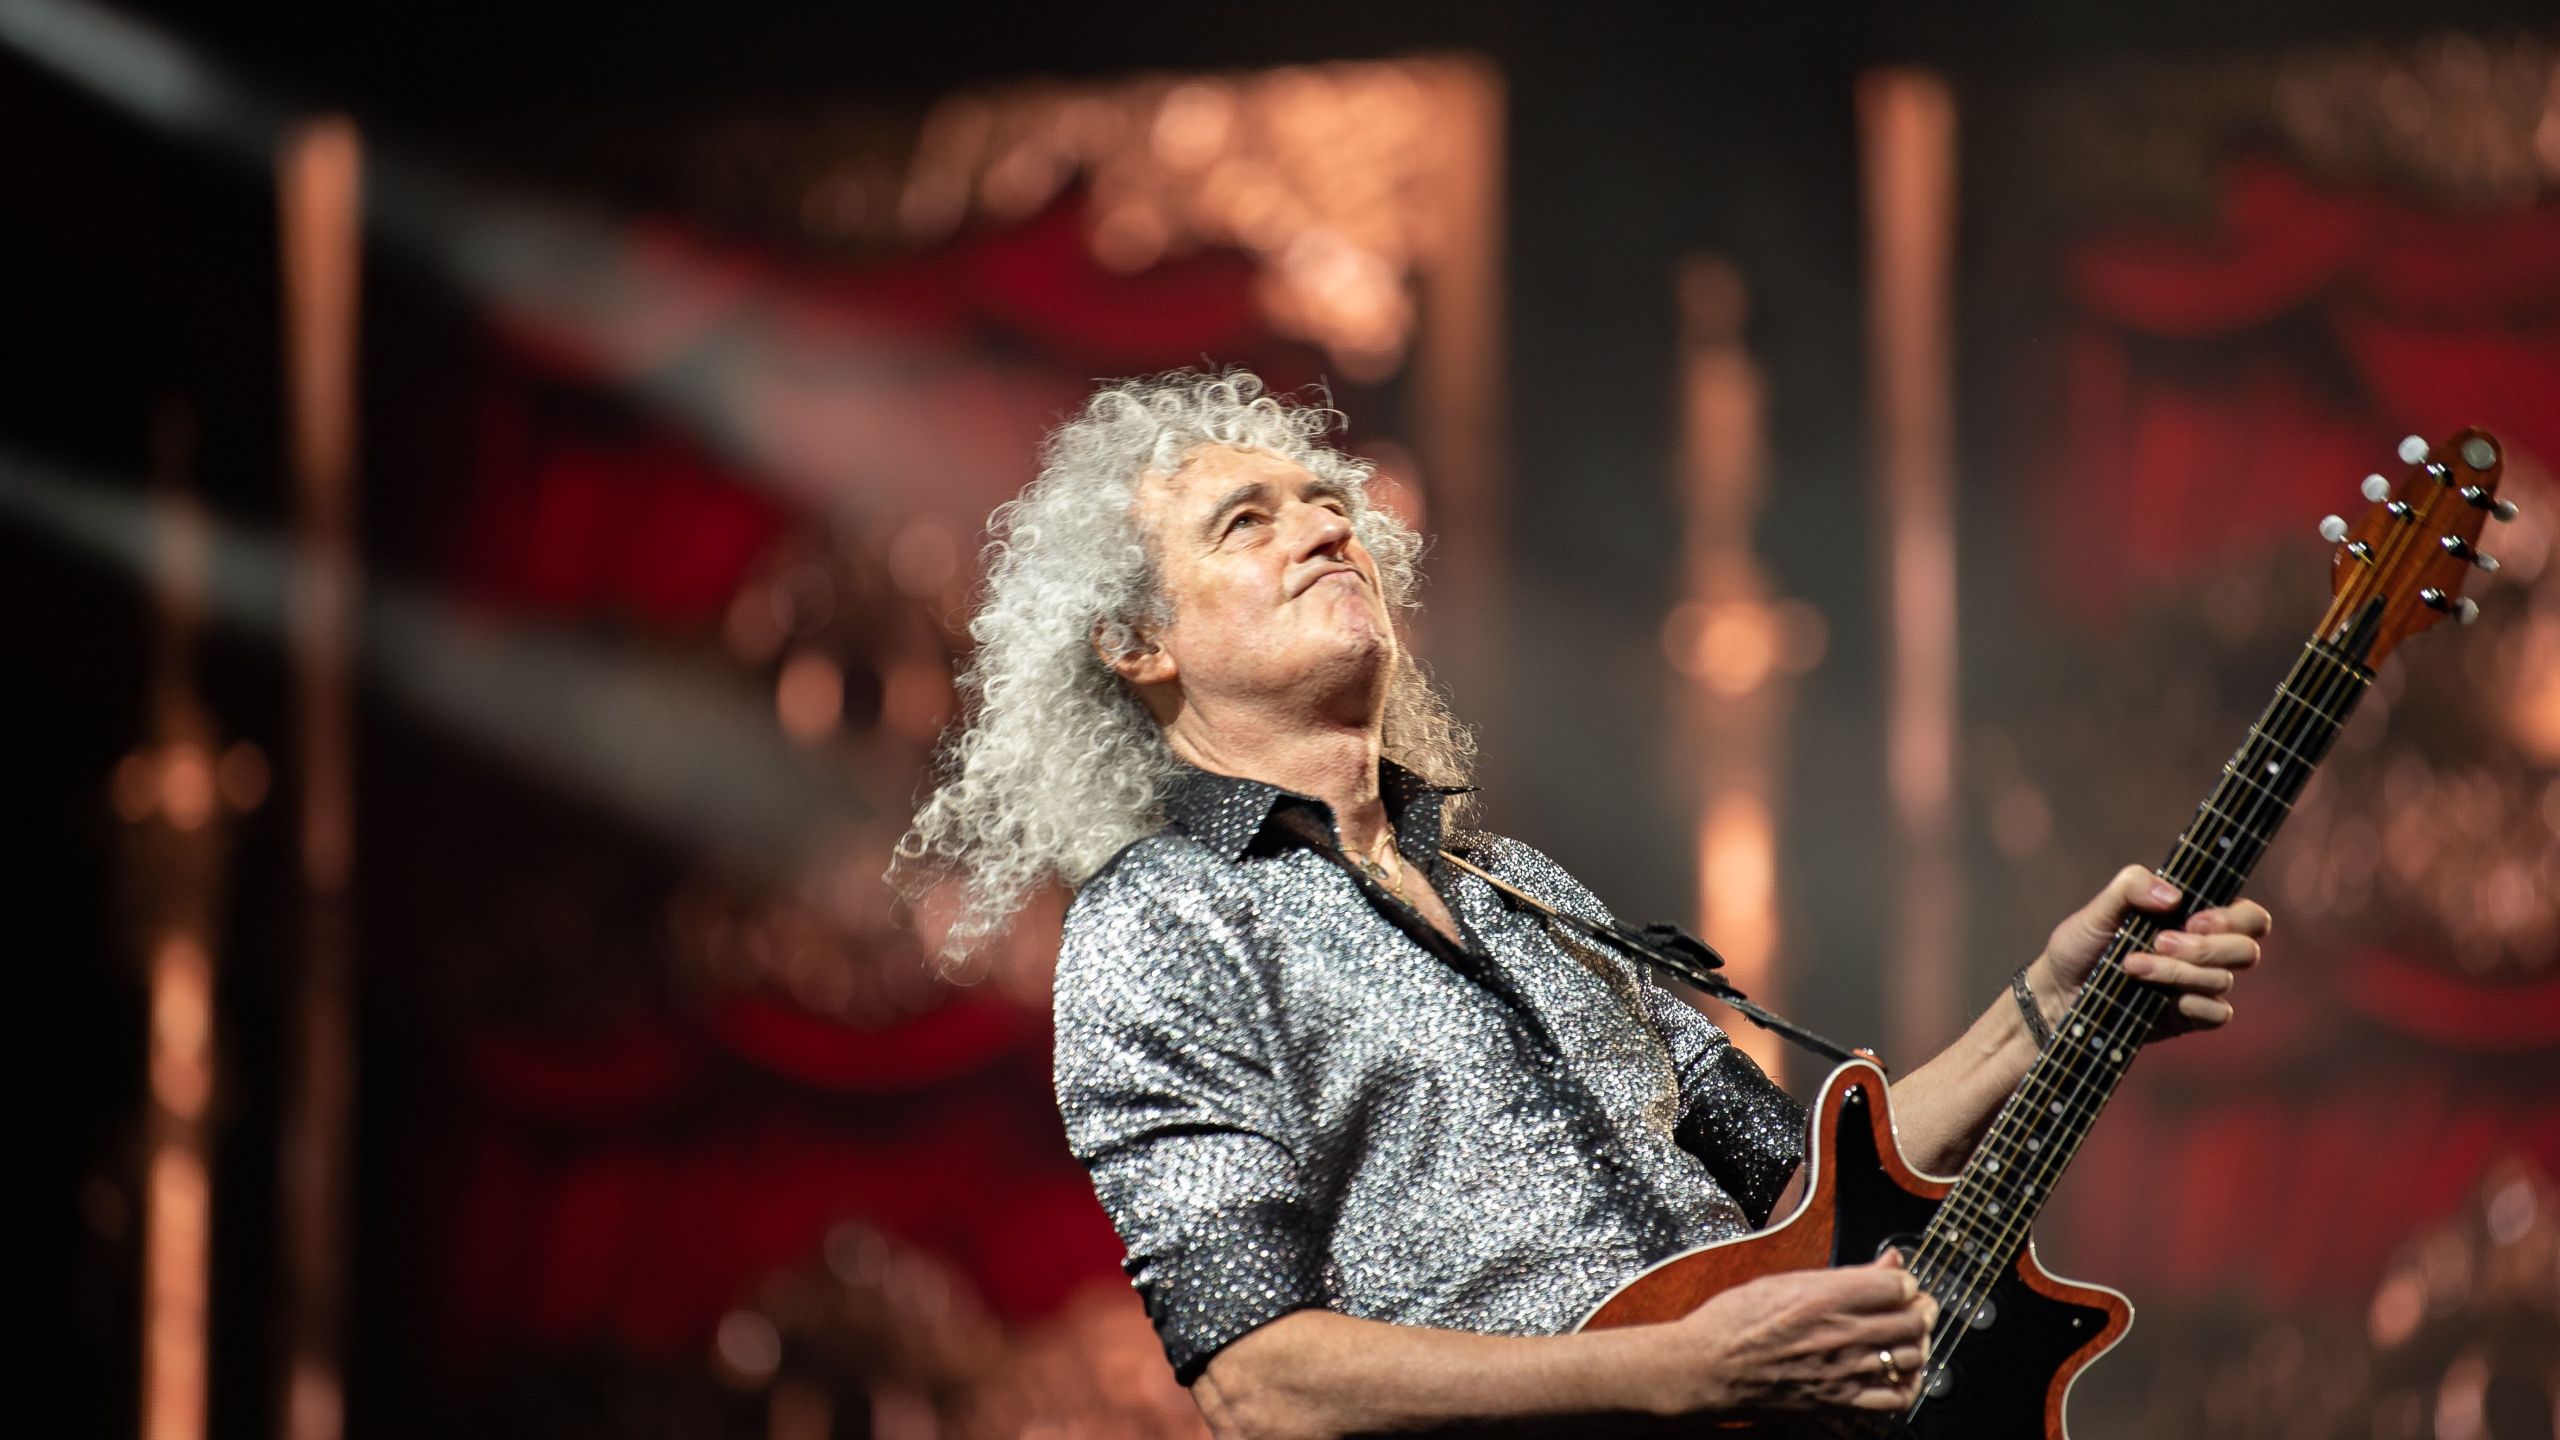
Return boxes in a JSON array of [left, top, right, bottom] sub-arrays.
[[1095, 620, 1177, 688]]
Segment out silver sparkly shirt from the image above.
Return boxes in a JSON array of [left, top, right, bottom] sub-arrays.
[[1052, 762, 1807, 1383]]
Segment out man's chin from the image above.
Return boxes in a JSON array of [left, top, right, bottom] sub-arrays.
[[1315, 624, 1397, 686], [1316, 600, 1393, 651]]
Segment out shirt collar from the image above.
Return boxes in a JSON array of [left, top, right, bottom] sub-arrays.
[[1164, 757, 1475, 864]]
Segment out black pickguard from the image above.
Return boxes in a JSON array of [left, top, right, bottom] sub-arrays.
[[1823, 1086, 2120, 1440]]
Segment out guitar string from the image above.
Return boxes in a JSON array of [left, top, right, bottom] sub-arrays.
[[1908, 641, 2357, 1323], [1903, 471, 2452, 1397], [1897, 643, 2361, 1406], [1908, 637, 2364, 1393], [1909, 467, 2457, 1394], [1914, 604, 2387, 1354], [1917, 643, 2353, 1268], [1902, 768, 2321, 1384], [1927, 489, 2429, 1253], [1939, 472, 2457, 1284], [1913, 782, 2331, 1384]]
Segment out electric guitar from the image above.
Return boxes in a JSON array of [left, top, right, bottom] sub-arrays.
[[1579, 428, 2517, 1437]]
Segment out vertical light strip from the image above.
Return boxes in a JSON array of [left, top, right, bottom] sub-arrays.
[[1409, 60, 1506, 754], [138, 428, 219, 1440], [141, 1126, 211, 1440], [1666, 257, 1822, 1083], [1857, 70, 1964, 1062], [277, 114, 362, 1440]]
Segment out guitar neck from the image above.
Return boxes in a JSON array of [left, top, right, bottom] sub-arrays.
[[1911, 629, 2374, 1299]]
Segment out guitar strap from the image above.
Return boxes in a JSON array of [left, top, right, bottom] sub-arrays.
[[1276, 807, 1873, 1072], [1435, 847, 1876, 1072]]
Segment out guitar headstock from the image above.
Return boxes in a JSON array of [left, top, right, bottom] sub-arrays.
[[2317, 427, 2513, 667]]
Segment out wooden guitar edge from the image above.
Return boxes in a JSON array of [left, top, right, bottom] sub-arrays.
[[2019, 1237, 2135, 1437], [1577, 1058, 2138, 1438], [1579, 1059, 1926, 1330]]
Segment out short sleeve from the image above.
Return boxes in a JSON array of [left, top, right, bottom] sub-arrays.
[[1638, 979, 1807, 1227], [1051, 861, 1331, 1383]]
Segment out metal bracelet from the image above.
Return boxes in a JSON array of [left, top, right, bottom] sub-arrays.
[[2011, 965, 2055, 1050]]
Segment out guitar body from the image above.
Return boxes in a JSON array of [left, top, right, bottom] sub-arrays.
[[1578, 1060, 2132, 1439]]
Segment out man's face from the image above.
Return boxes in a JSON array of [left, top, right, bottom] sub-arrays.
[[1123, 444, 1396, 718]]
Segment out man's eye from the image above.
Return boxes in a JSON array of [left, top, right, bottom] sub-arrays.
[[1225, 511, 1266, 533]]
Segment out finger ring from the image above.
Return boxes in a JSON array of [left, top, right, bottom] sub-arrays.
[[1878, 1348, 1903, 1386]]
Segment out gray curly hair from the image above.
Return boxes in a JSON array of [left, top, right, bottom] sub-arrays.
[[894, 369, 1475, 958]]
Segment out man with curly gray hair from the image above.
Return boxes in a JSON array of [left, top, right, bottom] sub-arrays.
[[899, 369, 2269, 1435]]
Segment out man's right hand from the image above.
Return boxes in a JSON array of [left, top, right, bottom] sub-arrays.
[[1193, 1253, 1937, 1440], [1643, 1251, 1936, 1416]]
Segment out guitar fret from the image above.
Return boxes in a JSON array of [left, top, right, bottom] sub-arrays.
[[2270, 681, 2348, 733], [2218, 761, 2294, 813], [2069, 985, 2147, 1044], [2192, 798, 2272, 865], [1952, 987, 2156, 1166], [2245, 722, 2316, 772], [1911, 635, 2380, 1374], [1926, 972, 2171, 1269], [2169, 834, 2249, 895], [1938, 1110, 2083, 1253], [1969, 1023, 2137, 1183], [1939, 1106, 2083, 1253], [2301, 643, 2376, 689]]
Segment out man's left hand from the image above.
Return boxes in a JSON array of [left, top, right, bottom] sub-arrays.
[[2028, 865, 2272, 1040]]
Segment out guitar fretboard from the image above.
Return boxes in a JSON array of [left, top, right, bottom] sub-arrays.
[[1910, 634, 2373, 1317]]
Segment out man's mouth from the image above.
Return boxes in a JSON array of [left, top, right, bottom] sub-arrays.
[[1293, 565, 1366, 598]]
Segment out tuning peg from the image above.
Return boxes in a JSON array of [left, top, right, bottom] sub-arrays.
[[2361, 473, 2392, 502], [2459, 486, 2521, 521], [2399, 435, 2431, 464], [2442, 535, 2502, 573], [2419, 588, 2482, 624], [2319, 515, 2350, 543]]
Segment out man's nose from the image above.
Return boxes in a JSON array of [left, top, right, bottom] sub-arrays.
[[1291, 501, 1354, 559]]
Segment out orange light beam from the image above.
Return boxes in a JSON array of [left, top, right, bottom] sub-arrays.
[[1669, 256, 1800, 1083], [1858, 69, 1964, 1063], [276, 113, 361, 1440], [136, 428, 221, 1440]]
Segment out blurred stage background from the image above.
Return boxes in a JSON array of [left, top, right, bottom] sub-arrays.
[[7, 3, 2558, 1438]]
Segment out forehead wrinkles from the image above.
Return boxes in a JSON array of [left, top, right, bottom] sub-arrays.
[[1142, 445, 1349, 527], [1129, 446, 1232, 551]]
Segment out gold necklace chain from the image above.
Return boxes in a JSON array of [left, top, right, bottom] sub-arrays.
[[1354, 829, 1408, 900]]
